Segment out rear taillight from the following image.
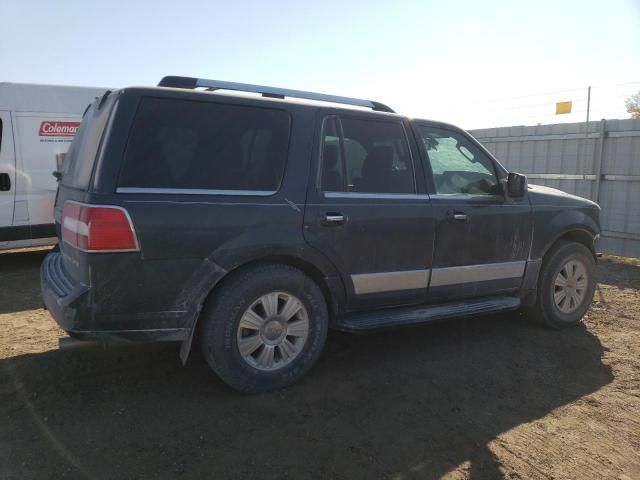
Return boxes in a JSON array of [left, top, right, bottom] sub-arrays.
[[62, 201, 139, 252]]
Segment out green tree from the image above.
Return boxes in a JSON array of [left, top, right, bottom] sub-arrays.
[[626, 92, 640, 119]]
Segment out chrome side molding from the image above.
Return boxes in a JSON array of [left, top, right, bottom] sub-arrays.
[[430, 261, 526, 287], [351, 261, 527, 294], [116, 187, 277, 197], [352, 270, 430, 295]]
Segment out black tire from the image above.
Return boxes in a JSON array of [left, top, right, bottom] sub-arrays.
[[527, 240, 596, 329], [200, 264, 328, 393]]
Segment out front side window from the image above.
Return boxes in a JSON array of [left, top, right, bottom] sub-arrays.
[[119, 97, 291, 191], [417, 126, 501, 196], [320, 117, 414, 194]]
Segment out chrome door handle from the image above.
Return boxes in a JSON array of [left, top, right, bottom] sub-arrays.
[[324, 213, 345, 225], [447, 210, 468, 222]]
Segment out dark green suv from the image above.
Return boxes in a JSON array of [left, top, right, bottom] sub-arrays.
[[41, 76, 601, 392]]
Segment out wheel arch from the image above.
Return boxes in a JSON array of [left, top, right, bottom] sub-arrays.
[[521, 228, 597, 307], [526, 231, 598, 328], [179, 253, 345, 364], [216, 255, 343, 320], [541, 228, 598, 260]]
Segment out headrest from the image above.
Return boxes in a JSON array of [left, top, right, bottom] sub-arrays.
[[364, 145, 394, 171]]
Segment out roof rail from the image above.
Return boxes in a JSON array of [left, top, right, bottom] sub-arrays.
[[158, 76, 395, 113]]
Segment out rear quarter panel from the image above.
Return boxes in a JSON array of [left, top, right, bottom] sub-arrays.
[[81, 92, 343, 331]]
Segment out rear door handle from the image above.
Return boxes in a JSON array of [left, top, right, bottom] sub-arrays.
[[324, 213, 345, 225], [447, 211, 468, 222]]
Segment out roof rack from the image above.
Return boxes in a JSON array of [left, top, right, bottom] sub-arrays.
[[158, 76, 395, 113]]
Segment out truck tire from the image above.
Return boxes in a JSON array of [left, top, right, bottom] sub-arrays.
[[200, 264, 328, 393], [528, 240, 596, 329]]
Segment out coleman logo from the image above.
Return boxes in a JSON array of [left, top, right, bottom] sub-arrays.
[[39, 121, 80, 137]]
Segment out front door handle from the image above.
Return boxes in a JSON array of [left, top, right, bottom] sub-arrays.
[[324, 213, 345, 225], [0, 173, 10, 192], [447, 210, 468, 222]]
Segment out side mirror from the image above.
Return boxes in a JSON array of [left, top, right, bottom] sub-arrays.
[[507, 172, 527, 198]]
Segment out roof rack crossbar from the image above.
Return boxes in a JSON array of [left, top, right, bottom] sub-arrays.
[[158, 76, 395, 113]]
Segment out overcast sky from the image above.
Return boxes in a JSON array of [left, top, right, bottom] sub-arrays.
[[2, 0, 639, 128]]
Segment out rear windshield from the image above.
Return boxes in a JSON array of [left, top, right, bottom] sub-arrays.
[[118, 97, 291, 192], [62, 94, 115, 189]]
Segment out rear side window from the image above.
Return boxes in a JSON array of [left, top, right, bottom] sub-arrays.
[[320, 116, 414, 194], [62, 94, 115, 190], [119, 98, 291, 192], [62, 95, 117, 190]]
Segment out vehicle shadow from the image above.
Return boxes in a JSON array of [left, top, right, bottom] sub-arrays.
[[1, 313, 612, 479], [0, 249, 50, 314]]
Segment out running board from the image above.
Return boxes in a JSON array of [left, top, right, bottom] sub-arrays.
[[336, 296, 521, 332]]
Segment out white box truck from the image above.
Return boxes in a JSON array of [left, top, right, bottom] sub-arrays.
[[0, 82, 107, 250]]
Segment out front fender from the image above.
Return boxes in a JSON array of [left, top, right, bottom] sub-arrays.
[[530, 207, 600, 260]]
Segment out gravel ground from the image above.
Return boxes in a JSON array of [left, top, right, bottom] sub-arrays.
[[0, 248, 638, 479]]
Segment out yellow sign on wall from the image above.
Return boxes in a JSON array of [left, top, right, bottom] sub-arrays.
[[556, 101, 572, 114]]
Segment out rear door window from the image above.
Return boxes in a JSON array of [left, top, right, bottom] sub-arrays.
[[320, 116, 414, 194], [119, 98, 291, 192]]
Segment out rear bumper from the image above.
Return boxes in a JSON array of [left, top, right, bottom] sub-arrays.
[[41, 252, 185, 342], [41, 251, 89, 332]]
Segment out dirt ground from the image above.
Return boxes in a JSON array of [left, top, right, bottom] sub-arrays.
[[0, 249, 638, 480]]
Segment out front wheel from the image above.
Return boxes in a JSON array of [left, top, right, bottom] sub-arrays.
[[528, 240, 596, 329], [200, 264, 328, 393]]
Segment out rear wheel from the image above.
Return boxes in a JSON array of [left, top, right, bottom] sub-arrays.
[[528, 240, 596, 329], [200, 264, 328, 393]]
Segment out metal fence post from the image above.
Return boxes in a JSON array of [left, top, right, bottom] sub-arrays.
[[592, 118, 607, 204]]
